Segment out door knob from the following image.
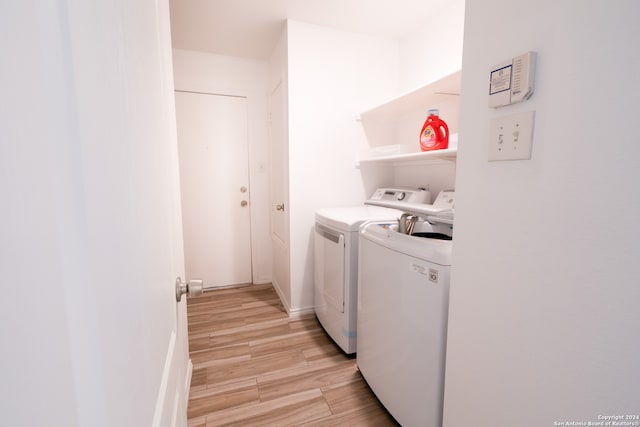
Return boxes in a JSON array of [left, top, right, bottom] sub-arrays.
[[240, 186, 247, 193], [240, 200, 248, 207], [276, 203, 285, 211], [175, 277, 203, 302]]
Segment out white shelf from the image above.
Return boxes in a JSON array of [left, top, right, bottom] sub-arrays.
[[357, 148, 457, 167], [357, 70, 461, 167], [359, 70, 461, 121]]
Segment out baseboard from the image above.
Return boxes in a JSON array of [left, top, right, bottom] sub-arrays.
[[270, 279, 316, 318], [270, 280, 291, 314], [184, 359, 193, 400], [288, 306, 316, 319]]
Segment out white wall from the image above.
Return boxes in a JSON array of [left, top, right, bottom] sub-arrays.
[[385, 0, 465, 197], [172, 49, 272, 284], [444, 1, 640, 425], [398, 0, 465, 92], [286, 20, 399, 310]]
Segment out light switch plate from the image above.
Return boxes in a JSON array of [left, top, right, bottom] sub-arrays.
[[488, 111, 535, 161]]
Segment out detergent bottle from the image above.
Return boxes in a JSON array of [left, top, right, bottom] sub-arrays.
[[419, 109, 449, 151]]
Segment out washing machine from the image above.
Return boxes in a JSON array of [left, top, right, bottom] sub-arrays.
[[314, 187, 429, 354], [357, 190, 454, 427]]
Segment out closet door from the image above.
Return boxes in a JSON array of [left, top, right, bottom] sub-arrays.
[[175, 92, 252, 288], [269, 80, 291, 304]]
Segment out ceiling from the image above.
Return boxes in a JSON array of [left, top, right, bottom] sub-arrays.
[[169, 0, 450, 60]]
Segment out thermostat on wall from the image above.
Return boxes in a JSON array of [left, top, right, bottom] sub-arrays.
[[489, 51, 536, 108]]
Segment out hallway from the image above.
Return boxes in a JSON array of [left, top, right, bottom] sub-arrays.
[[186, 284, 398, 426]]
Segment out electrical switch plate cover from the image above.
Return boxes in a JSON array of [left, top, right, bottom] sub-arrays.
[[488, 110, 535, 161]]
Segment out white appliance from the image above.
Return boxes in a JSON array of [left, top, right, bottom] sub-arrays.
[[314, 187, 429, 354], [357, 191, 454, 427]]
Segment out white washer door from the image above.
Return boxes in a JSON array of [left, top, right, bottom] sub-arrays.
[[314, 224, 345, 313]]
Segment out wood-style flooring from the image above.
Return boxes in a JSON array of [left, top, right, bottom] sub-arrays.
[[186, 283, 399, 426]]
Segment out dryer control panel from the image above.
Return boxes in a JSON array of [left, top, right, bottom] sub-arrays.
[[366, 189, 455, 223], [368, 187, 431, 204]]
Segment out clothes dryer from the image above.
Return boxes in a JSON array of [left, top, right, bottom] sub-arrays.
[[314, 205, 401, 354]]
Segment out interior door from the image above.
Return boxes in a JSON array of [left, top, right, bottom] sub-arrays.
[[269, 82, 288, 246], [175, 92, 253, 289], [269, 81, 291, 305], [2, 1, 190, 426]]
